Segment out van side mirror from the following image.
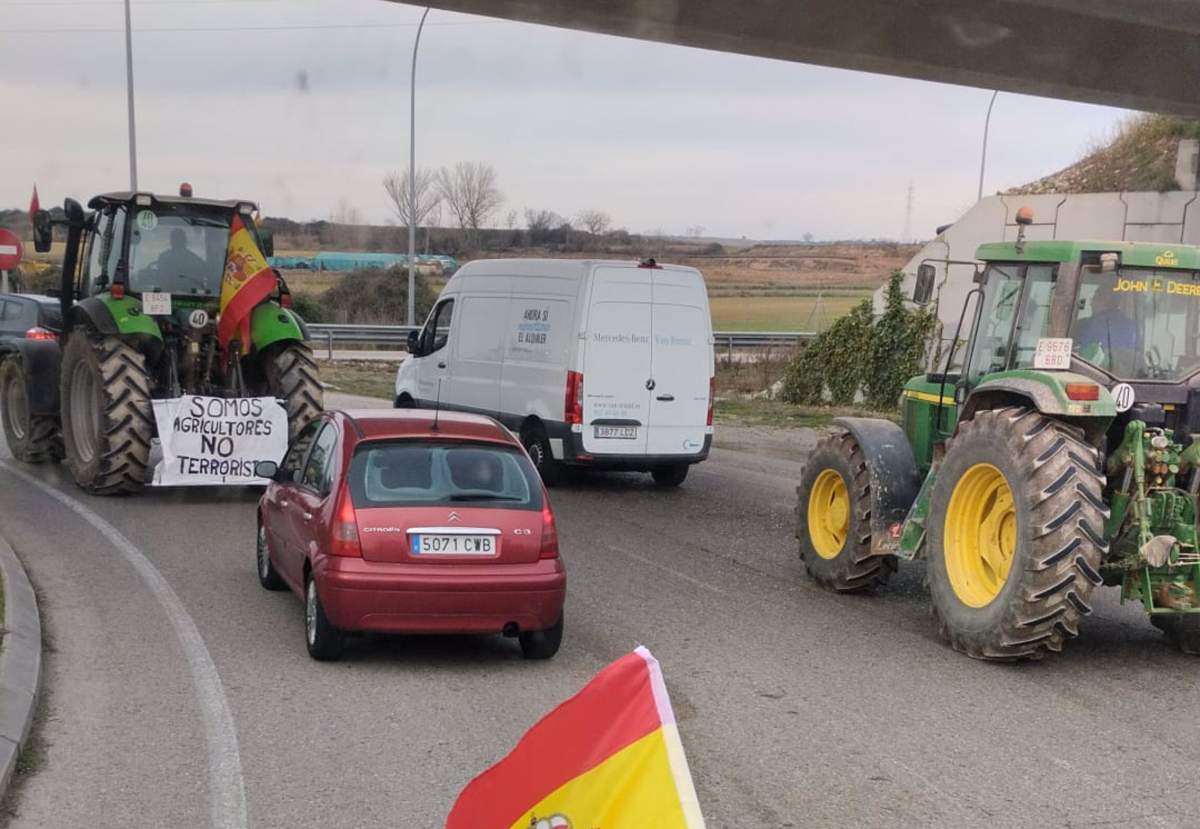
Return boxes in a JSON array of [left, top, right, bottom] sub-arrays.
[[32, 210, 53, 253], [254, 461, 279, 480], [912, 264, 935, 305], [407, 329, 421, 355]]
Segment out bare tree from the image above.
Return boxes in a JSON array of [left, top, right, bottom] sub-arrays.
[[576, 209, 611, 236], [686, 224, 706, 238], [382, 168, 441, 229], [330, 200, 368, 249], [435, 161, 504, 233], [524, 208, 562, 233], [504, 209, 519, 230]]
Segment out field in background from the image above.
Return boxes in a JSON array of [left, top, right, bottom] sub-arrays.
[[710, 292, 868, 331]]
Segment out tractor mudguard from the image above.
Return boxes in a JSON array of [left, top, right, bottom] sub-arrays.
[[69, 294, 163, 340], [0, 340, 62, 416], [832, 416, 922, 555], [249, 302, 305, 353], [963, 370, 1115, 441]]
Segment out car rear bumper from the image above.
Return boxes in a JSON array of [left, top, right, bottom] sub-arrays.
[[553, 427, 711, 470], [314, 555, 566, 635]]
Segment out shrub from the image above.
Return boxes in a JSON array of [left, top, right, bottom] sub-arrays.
[[319, 265, 438, 324]]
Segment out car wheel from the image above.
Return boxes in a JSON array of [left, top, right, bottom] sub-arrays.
[[256, 521, 285, 591], [518, 613, 564, 660], [521, 426, 561, 487], [305, 575, 344, 661], [651, 463, 689, 488]]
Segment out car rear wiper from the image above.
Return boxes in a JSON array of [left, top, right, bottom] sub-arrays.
[[448, 493, 523, 501]]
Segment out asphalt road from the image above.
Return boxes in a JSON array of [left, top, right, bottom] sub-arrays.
[[0, 394, 1198, 828]]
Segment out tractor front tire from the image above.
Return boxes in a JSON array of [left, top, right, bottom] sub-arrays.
[[266, 343, 323, 441], [1151, 614, 1200, 655], [59, 334, 153, 495], [1, 359, 62, 464], [927, 407, 1106, 661], [796, 431, 895, 592]]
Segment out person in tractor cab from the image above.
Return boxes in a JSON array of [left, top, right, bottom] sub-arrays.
[[153, 227, 207, 288], [1073, 285, 1138, 375]]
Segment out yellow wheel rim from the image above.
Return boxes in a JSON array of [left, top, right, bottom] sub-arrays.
[[808, 469, 850, 560], [944, 463, 1017, 608]]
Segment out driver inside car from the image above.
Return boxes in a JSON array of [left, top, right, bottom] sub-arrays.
[[1074, 286, 1138, 375], [153, 227, 207, 289]]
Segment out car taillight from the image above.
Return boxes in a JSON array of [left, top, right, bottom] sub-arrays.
[[564, 370, 583, 425], [539, 502, 559, 559], [1066, 383, 1100, 401], [25, 327, 56, 342], [707, 376, 715, 426], [329, 486, 362, 557]]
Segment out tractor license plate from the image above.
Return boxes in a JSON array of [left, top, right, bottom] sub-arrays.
[[594, 426, 638, 440], [142, 292, 172, 315], [410, 534, 495, 556]]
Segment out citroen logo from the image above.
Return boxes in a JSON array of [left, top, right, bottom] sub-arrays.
[[447, 511, 461, 522]]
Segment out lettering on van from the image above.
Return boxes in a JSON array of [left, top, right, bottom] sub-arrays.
[[516, 306, 551, 346], [592, 332, 650, 344], [654, 334, 692, 347]]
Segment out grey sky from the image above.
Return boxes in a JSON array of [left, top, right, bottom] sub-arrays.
[[1, 0, 1132, 240]]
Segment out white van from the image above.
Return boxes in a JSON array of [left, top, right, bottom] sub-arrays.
[[394, 259, 714, 487]]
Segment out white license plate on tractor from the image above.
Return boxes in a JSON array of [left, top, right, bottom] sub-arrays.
[[410, 534, 495, 555], [594, 425, 638, 440]]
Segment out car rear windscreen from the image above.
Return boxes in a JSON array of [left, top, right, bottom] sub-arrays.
[[348, 441, 542, 511]]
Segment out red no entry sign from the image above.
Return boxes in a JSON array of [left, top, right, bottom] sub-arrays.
[[0, 228, 22, 271]]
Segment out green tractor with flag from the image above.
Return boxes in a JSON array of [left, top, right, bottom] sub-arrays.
[[796, 208, 1200, 659], [0, 185, 321, 494]]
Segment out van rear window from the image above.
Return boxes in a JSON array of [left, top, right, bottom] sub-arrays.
[[348, 441, 542, 511]]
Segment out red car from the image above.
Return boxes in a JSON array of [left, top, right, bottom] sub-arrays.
[[255, 409, 566, 661]]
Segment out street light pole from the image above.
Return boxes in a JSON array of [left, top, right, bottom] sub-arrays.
[[977, 89, 998, 203], [407, 6, 431, 327], [123, 0, 139, 190]]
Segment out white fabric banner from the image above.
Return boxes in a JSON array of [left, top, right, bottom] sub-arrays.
[[151, 395, 288, 486]]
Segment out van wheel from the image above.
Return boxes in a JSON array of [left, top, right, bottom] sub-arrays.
[[394, 394, 415, 409], [521, 426, 561, 487], [652, 463, 689, 488]]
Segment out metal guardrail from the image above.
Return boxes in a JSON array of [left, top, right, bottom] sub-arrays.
[[305, 323, 815, 360]]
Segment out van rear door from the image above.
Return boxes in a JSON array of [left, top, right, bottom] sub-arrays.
[[581, 266, 651, 455], [647, 268, 712, 455]]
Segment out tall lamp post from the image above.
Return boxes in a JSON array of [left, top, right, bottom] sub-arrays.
[[977, 89, 999, 203], [124, 0, 139, 190], [407, 6, 431, 327]]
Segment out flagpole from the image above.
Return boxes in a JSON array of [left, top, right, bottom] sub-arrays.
[[123, 0, 139, 190], [408, 6, 430, 327]]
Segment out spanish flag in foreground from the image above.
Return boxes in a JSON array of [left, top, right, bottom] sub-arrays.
[[446, 647, 706, 829], [218, 214, 275, 350]]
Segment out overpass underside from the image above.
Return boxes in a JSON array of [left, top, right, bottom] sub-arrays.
[[404, 0, 1200, 116]]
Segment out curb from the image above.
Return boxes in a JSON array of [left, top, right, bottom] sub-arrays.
[[0, 532, 40, 798]]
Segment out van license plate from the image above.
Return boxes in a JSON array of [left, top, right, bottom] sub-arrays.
[[594, 426, 638, 440], [410, 535, 495, 555]]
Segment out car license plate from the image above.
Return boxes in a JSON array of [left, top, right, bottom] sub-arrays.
[[410, 534, 495, 555], [594, 425, 638, 439]]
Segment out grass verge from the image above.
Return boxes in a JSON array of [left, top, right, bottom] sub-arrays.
[[317, 360, 398, 401], [715, 398, 897, 430]]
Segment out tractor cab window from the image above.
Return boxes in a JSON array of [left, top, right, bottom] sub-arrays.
[[1071, 267, 1200, 381], [82, 208, 126, 297], [127, 205, 231, 297], [1009, 265, 1057, 369], [965, 265, 1024, 385]]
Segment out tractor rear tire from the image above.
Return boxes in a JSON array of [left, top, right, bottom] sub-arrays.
[[266, 343, 322, 441], [927, 407, 1106, 661], [59, 334, 153, 495], [1151, 614, 1200, 655], [796, 431, 895, 592], [1, 359, 62, 464]]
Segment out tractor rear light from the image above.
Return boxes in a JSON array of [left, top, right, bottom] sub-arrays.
[[707, 376, 715, 426], [538, 502, 560, 559], [1066, 383, 1100, 401], [279, 292, 293, 309], [564, 370, 583, 425], [24, 327, 56, 341], [329, 486, 362, 557], [111, 283, 125, 300]]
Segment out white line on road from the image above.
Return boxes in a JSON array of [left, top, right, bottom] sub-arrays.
[[0, 462, 248, 829]]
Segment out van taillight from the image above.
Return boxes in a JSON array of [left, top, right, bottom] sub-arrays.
[[707, 376, 715, 426], [539, 502, 559, 559], [564, 370, 583, 425], [330, 486, 362, 557], [25, 327, 57, 342]]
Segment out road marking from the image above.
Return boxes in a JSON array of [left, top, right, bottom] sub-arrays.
[[607, 544, 726, 595], [0, 462, 248, 829]]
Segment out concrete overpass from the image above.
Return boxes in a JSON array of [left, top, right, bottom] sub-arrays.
[[402, 0, 1200, 117]]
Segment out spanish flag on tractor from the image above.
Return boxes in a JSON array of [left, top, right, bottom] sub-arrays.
[[445, 647, 706, 829], [218, 214, 275, 350]]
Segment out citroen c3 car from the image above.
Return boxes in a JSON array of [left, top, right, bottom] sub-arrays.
[[255, 409, 566, 661]]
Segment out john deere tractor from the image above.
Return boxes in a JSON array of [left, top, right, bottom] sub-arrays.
[[797, 211, 1200, 659], [0, 187, 321, 494]]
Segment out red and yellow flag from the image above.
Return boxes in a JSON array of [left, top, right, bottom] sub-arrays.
[[445, 647, 706, 829], [218, 213, 275, 350]]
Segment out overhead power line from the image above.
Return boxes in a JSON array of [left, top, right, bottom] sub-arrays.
[[3, 20, 496, 34]]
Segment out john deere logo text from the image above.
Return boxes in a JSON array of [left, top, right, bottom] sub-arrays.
[[1155, 250, 1178, 266]]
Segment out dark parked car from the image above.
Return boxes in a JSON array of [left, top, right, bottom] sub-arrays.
[[0, 294, 61, 343], [0, 294, 63, 462]]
